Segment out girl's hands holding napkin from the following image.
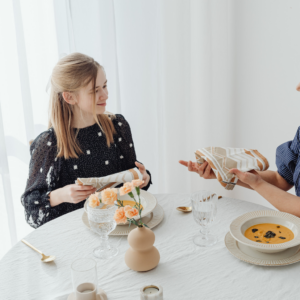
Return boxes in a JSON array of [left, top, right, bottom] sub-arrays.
[[179, 160, 216, 180], [49, 184, 97, 207], [135, 161, 150, 188]]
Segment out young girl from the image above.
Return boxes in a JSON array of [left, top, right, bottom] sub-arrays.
[[180, 82, 300, 217], [21, 53, 151, 228]]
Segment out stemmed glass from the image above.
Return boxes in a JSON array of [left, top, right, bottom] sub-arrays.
[[87, 204, 118, 259], [191, 190, 218, 247]]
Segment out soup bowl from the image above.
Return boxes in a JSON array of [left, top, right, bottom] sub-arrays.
[[230, 210, 300, 253]]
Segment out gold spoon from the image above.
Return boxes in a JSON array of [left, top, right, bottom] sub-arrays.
[[22, 239, 55, 263], [176, 206, 192, 213], [176, 196, 223, 213]]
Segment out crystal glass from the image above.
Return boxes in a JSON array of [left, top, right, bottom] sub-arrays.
[[71, 258, 98, 300], [191, 190, 218, 247], [87, 205, 118, 259]]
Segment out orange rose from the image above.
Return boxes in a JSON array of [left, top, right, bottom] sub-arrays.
[[89, 194, 100, 208], [119, 182, 133, 196], [101, 188, 118, 205], [114, 207, 127, 224], [125, 207, 139, 219], [124, 205, 132, 212]]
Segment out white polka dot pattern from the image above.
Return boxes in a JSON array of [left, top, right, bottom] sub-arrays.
[[21, 114, 151, 229]]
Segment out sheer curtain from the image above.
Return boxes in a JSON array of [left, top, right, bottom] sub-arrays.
[[1, 0, 300, 259]]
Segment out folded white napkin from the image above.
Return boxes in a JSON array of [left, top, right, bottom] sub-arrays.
[[76, 168, 143, 191]]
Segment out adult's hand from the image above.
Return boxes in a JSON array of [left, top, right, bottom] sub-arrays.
[[229, 169, 263, 189], [179, 160, 216, 180]]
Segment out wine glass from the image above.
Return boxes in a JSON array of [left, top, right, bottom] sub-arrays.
[[87, 204, 118, 259], [191, 191, 218, 247]]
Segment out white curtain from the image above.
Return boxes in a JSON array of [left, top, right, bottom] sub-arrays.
[[1, 0, 300, 259]]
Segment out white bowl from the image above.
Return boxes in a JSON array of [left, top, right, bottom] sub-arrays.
[[84, 189, 157, 225], [230, 210, 300, 253]]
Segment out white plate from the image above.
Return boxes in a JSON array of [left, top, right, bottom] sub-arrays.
[[225, 232, 300, 266], [84, 189, 157, 224], [230, 210, 300, 253], [82, 204, 164, 236]]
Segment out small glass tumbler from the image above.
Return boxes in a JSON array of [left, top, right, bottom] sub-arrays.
[[87, 204, 118, 259], [71, 258, 98, 300], [191, 190, 218, 247]]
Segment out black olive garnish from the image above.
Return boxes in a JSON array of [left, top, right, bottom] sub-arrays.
[[277, 226, 280, 228], [254, 236, 259, 238], [256, 240, 262, 242], [252, 229, 258, 233], [279, 237, 286, 239], [279, 231, 281, 233], [266, 242, 269, 243], [264, 231, 276, 238]]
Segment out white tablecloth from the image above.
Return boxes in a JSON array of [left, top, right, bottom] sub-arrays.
[[0, 194, 299, 300]]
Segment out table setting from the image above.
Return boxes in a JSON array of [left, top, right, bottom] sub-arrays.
[[1, 150, 300, 299]]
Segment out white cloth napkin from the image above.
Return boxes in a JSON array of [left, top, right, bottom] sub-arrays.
[[76, 168, 143, 191]]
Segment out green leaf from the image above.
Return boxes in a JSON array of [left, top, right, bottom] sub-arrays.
[[117, 199, 124, 207], [128, 192, 134, 199], [143, 223, 149, 228]]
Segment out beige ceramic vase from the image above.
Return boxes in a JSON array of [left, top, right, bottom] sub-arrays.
[[125, 226, 160, 271]]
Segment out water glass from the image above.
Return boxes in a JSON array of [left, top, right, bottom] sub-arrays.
[[87, 204, 118, 259], [191, 190, 218, 247], [71, 258, 98, 300]]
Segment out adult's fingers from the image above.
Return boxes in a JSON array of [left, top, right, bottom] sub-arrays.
[[229, 168, 246, 181], [179, 160, 188, 167], [198, 161, 208, 176], [204, 164, 211, 178]]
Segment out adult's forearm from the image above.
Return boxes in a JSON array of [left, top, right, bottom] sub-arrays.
[[236, 170, 283, 190], [253, 180, 300, 217]]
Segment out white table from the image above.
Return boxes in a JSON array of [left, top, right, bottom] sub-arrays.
[[0, 194, 299, 300]]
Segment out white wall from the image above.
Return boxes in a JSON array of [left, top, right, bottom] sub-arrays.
[[232, 0, 300, 208]]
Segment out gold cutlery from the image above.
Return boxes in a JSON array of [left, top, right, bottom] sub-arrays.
[[22, 239, 55, 263], [176, 206, 192, 213], [176, 196, 222, 213]]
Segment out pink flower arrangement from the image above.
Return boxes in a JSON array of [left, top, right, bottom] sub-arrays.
[[87, 178, 147, 228], [88, 194, 100, 208], [101, 188, 118, 205], [114, 179, 147, 228], [119, 182, 133, 196]]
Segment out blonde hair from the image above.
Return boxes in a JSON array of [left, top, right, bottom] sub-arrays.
[[49, 53, 116, 159]]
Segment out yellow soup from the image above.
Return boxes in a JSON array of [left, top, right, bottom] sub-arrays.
[[119, 200, 143, 210], [244, 223, 294, 244]]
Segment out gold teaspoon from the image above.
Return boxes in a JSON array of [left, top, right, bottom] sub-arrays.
[[176, 206, 192, 213], [176, 196, 223, 213], [22, 239, 55, 263]]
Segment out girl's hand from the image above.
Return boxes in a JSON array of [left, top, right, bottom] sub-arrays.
[[135, 161, 150, 188], [179, 160, 216, 180], [50, 184, 97, 206], [229, 169, 263, 189]]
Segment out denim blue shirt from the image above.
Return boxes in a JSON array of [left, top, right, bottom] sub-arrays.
[[276, 127, 300, 195]]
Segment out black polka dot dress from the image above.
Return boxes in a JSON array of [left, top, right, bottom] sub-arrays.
[[21, 114, 152, 228]]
